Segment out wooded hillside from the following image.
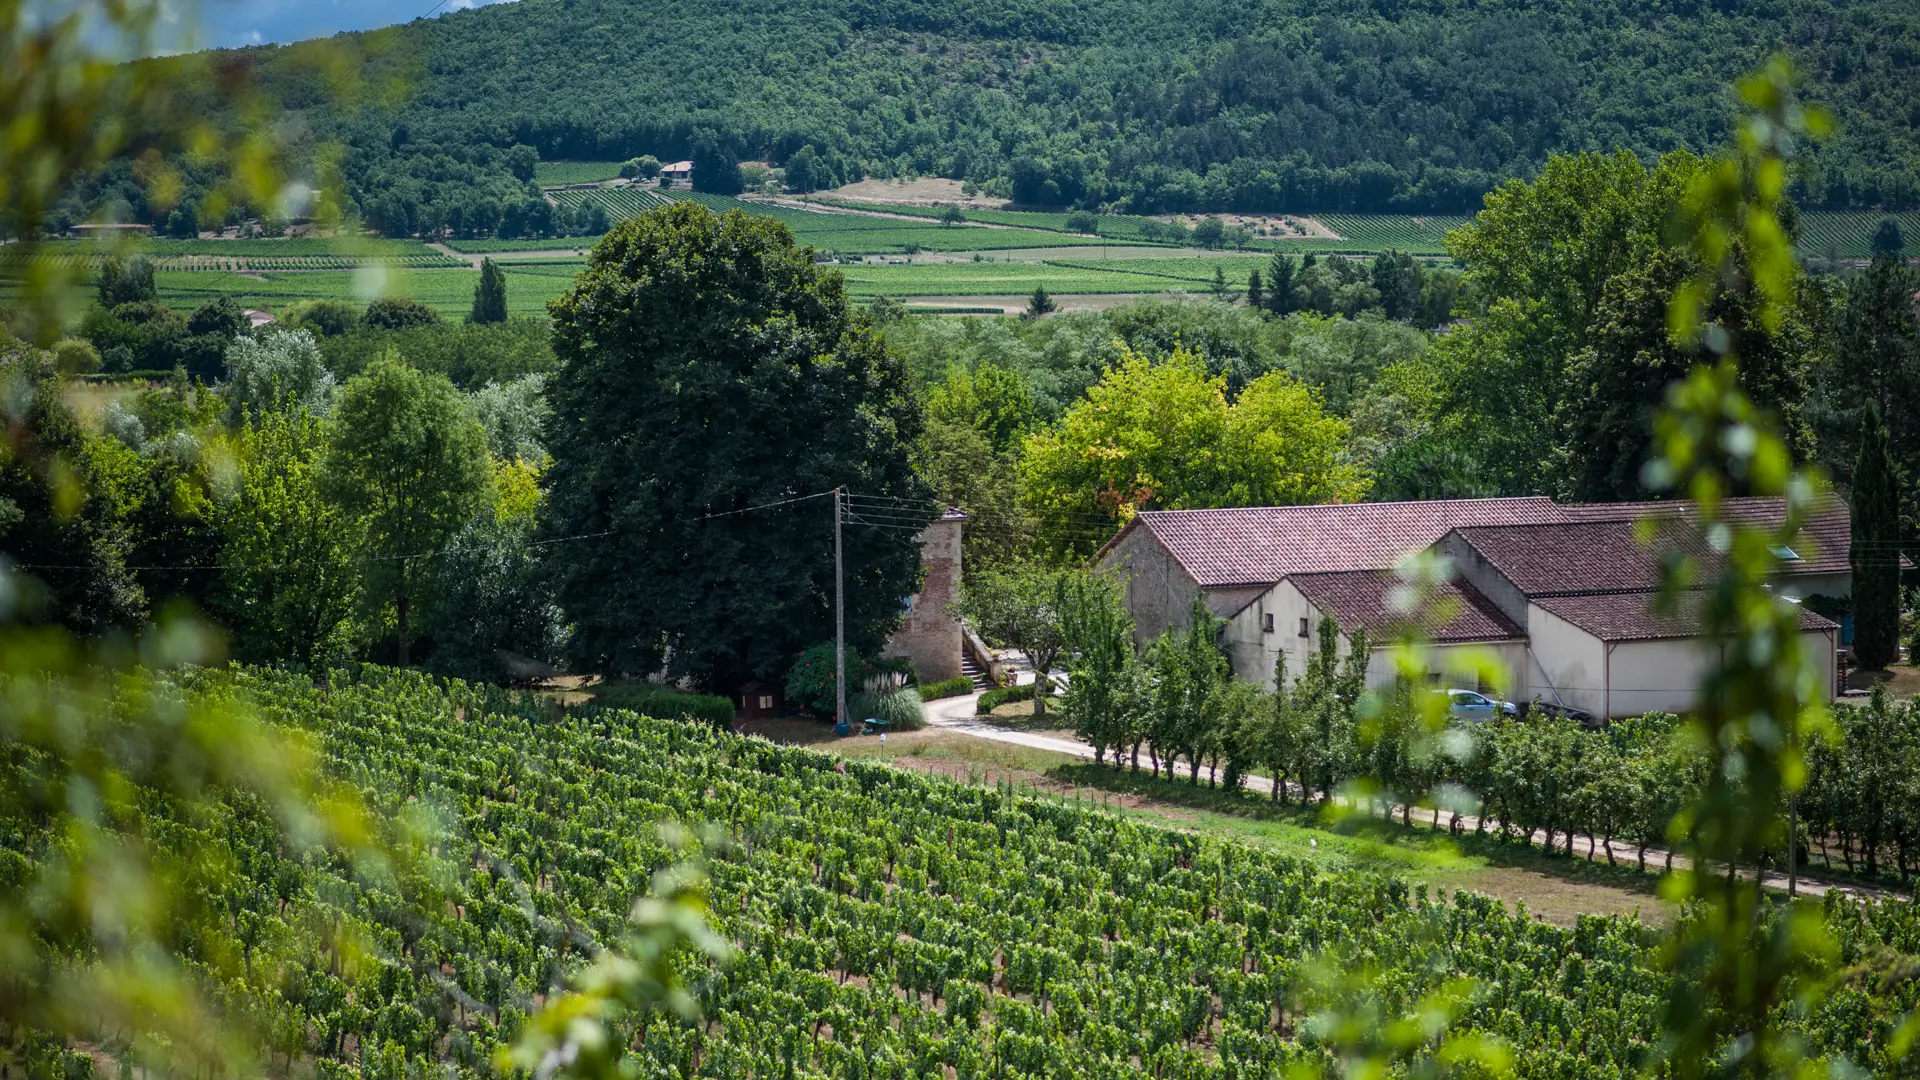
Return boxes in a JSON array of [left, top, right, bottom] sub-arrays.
[[224, 0, 1920, 215]]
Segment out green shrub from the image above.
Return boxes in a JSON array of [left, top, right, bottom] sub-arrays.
[[589, 683, 734, 727], [976, 682, 1036, 714], [784, 642, 872, 717], [851, 673, 927, 730], [918, 676, 973, 700]]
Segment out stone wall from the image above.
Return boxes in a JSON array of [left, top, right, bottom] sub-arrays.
[[884, 510, 966, 683]]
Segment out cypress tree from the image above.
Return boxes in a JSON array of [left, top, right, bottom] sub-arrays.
[[1246, 268, 1264, 311], [1851, 402, 1900, 669], [470, 258, 508, 324]]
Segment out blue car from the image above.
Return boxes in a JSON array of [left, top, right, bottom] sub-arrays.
[[1444, 689, 1516, 723]]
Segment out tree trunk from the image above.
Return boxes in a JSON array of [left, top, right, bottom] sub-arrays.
[[1130, 741, 1141, 773]]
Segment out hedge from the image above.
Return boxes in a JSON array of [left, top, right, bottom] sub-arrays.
[[918, 677, 974, 701], [976, 682, 1036, 714], [588, 684, 736, 727]]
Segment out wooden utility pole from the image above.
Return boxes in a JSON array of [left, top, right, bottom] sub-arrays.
[[834, 487, 847, 730]]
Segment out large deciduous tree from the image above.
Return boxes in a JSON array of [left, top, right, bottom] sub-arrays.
[[1850, 403, 1900, 671], [1426, 149, 1819, 498], [541, 201, 927, 688], [221, 408, 363, 668], [1019, 345, 1365, 556], [322, 356, 493, 665]]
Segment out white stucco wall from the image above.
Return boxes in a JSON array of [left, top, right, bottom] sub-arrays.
[[1524, 604, 1609, 716], [1771, 573, 1851, 600], [1227, 580, 1525, 695]]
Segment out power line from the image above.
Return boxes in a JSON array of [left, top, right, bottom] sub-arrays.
[[11, 489, 844, 574]]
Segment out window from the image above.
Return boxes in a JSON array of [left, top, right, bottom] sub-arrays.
[[758, 695, 774, 710], [1297, 617, 1310, 638], [1262, 613, 1275, 633], [1769, 544, 1802, 561]]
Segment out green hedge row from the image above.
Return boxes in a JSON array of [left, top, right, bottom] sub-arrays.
[[587, 684, 735, 727], [976, 682, 1036, 714], [917, 677, 974, 701]]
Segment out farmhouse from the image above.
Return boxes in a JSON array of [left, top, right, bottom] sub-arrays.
[[660, 160, 694, 181], [1098, 496, 1847, 718]]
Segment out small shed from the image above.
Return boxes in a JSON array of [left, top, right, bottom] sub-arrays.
[[737, 681, 783, 720]]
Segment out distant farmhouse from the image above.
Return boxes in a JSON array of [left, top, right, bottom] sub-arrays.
[[1097, 497, 1847, 719], [660, 160, 693, 181]]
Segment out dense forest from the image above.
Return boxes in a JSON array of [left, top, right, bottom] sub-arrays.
[[129, 0, 1915, 229]]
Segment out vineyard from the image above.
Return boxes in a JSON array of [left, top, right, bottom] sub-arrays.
[[534, 160, 629, 186], [1797, 211, 1920, 258], [33, 663, 1916, 1080], [1315, 215, 1468, 253]]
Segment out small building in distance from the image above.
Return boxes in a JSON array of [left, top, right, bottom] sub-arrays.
[[884, 507, 967, 684], [1099, 496, 1847, 718], [660, 160, 694, 181]]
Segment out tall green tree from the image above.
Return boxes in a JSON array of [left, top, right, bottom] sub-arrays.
[[1811, 254, 1920, 497], [322, 356, 493, 665], [1057, 570, 1137, 765], [1020, 344, 1367, 555], [541, 202, 926, 687], [220, 408, 363, 668], [0, 347, 142, 631], [470, 257, 509, 324], [1851, 403, 1900, 670]]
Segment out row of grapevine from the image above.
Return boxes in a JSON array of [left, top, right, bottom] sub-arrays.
[[29, 663, 1917, 1080]]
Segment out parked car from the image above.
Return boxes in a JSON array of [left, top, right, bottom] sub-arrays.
[[1441, 688, 1516, 723]]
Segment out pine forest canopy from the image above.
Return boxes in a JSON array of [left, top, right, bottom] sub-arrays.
[[178, 0, 1917, 225]]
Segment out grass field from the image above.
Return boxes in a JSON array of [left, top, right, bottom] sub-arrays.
[[533, 160, 628, 185]]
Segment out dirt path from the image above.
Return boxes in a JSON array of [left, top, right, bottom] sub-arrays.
[[922, 693, 1896, 901]]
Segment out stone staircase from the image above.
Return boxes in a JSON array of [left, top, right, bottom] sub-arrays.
[[959, 653, 991, 691]]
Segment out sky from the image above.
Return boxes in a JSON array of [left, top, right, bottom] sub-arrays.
[[177, 0, 518, 50]]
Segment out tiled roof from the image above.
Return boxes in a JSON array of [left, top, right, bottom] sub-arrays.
[[1119, 498, 1569, 589], [1531, 591, 1839, 642], [1290, 569, 1525, 643], [1449, 519, 1719, 597], [1111, 494, 1854, 591], [1558, 494, 1850, 577]]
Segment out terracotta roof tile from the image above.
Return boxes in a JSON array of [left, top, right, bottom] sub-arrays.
[[1126, 497, 1569, 589], [1531, 591, 1838, 642], [1449, 519, 1719, 597], [1290, 570, 1525, 643], [1116, 495, 1855, 591], [1558, 494, 1851, 577]]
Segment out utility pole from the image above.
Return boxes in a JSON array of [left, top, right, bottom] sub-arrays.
[[1788, 792, 1798, 897], [834, 486, 847, 731]]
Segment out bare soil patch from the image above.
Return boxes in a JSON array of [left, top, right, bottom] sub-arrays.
[[821, 178, 999, 209]]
